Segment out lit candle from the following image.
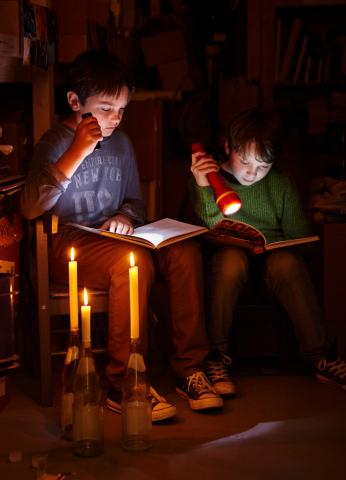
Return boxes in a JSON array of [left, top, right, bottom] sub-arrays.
[[81, 288, 91, 345], [129, 252, 139, 340], [69, 247, 79, 331]]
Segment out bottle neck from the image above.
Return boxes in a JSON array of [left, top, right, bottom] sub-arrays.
[[129, 338, 140, 353], [127, 339, 146, 373], [68, 329, 80, 346], [81, 340, 92, 352]]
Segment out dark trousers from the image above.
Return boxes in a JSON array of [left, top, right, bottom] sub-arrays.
[[207, 246, 329, 362], [51, 229, 208, 389]]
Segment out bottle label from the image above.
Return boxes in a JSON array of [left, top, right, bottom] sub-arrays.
[[122, 401, 151, 436], [61, 392, 74, 430], [73, 404, 103, 442]]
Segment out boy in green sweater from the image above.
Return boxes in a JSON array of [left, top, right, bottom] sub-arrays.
[[190, 108, 346, 394]]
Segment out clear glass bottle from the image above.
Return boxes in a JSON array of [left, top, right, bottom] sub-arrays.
[[60, 328, 80, 440], [121, 340, 152, 452], [72, 333, 104, 457]]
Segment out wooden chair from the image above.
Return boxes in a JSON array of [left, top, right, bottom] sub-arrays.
[[33, 215, 108, 406]]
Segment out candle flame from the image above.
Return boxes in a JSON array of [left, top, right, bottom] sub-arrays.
[[83, 287, 88, 306], [130, 252, 135, 267], [70, 247, 75, 261]]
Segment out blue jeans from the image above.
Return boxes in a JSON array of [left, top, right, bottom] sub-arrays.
[[207, 246, 329, 362]]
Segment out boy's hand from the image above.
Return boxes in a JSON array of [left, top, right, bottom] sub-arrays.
[[71, 113, 103, 158], [191, 151, 219, 187], [100, 214, 134, 234]]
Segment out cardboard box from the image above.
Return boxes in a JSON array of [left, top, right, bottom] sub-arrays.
[[141, 30, 187, 67]]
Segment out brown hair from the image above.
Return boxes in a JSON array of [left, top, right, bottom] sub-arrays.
[[226, 109, 282, 164], [67, 49, 135, 105]]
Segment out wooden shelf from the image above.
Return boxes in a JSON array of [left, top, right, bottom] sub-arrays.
[[276, 0, 346, 7]]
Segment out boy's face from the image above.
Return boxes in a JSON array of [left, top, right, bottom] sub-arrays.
[[229, 141, 272, 186], [71, 87, 130, 138]]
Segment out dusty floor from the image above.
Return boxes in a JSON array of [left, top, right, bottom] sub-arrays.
[[0, 367, 345, 480]]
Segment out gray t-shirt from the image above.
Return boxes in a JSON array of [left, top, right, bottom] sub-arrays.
[[21, 123, 146, 227]]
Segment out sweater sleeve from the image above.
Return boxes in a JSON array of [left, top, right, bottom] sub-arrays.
[[20, 137, 71, 220], [190, 178, 225, 228]]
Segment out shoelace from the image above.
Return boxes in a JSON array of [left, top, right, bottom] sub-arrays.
[[206, 353, 232, 382], [187, 371, 214, 394], [150, 386, 168, 405], [318, 358, 346, 379]]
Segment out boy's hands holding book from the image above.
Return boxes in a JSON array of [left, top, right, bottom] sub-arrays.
[[100, 213, 135, 234]]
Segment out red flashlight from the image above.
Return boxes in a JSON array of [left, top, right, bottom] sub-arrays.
[[192, 142, 242, 215]]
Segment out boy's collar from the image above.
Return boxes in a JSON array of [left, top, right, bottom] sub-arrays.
[[219, 166, 240, 184], [63, 114, 78, 131]]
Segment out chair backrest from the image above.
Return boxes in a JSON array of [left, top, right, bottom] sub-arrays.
[[33, 214, 108, 406]]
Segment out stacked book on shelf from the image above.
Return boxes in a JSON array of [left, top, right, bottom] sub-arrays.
[[275, 15, 346, 86]]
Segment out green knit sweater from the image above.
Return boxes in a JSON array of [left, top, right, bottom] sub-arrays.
[[191, 167, 312, 244]]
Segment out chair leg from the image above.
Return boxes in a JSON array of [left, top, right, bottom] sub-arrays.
[[35, 219, 53, 406], [38, 304, 53, 406]]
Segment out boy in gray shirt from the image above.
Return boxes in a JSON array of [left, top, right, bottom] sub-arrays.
[[21, 49, 223, 422]]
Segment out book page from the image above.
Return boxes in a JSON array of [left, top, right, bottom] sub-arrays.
[[131, 218, 207, 247], [265, 235, 320, 251], [67, 218, 207, 249], [206, 218, 266, 251]]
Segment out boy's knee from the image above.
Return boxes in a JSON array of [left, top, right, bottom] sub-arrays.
[[164, 239, 202, 265], [266, 250, 305, 281], [212, 247, 249, 283]]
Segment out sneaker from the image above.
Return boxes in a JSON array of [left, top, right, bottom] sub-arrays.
[[106, 386, 177, 422], [176, 371, 223, 410], [315, 357, 346, 391], [205, 350, 236, 396]]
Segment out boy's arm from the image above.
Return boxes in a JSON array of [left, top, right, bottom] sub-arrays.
[[21, 116, 102, 220], [190, 180, 224, 229], [54, 114, 102, 179], [20, 141, 72, 220]]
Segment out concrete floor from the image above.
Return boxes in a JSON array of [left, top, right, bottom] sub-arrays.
[[0, 367, 345, 480]]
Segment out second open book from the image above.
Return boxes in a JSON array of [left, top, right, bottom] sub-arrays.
[[205, 218, 319, 255], [68, 217, 319, 254]]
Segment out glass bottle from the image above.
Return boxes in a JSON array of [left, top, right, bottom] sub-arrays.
[[121, 340, 152, 452], [60, 328, 80, 440], [72, 321, 104, 457]]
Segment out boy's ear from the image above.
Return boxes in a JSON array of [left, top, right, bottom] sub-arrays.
[[67, 91, 81, 112], [224, 138, 230, 155]]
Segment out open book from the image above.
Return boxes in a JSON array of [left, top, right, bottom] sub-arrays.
[[68, 218, 208, 250], [206, 218, 319, 255]]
